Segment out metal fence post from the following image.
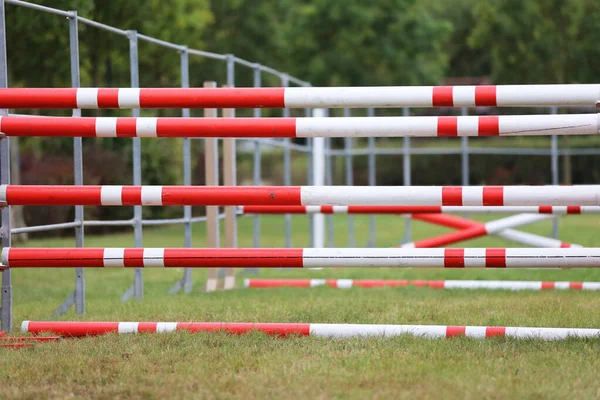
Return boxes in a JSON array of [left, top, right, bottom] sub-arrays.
[[252, 65, 261, 249], [312, 109, 326, 249], [0, 0, 12, 332], [53, 10, 86, 316], [325, 134, 334, 247], [281, 73, 292, 248], [343, 108, 354, 247], [550, 106, 559, 238], [168, 46, 193, 294], [222, 55, 236, 286], [402, 108, 412, 244], [367, 108, 376, 247], [121, 30, 143, 302], [306, 108, 314, 247]]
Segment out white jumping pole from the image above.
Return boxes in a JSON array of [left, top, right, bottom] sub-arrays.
[[311, 108, 326, 249]]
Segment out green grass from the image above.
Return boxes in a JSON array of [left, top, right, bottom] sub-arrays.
[[3, 214, 600, 398]]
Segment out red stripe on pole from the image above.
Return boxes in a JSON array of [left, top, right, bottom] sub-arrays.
[[432, 86, 453, 107], [560, 242, 572, 248], [442, 187, 463, 206], [355, 280, 409, 288], [6, 185, 102, 206], [137, 323, 159, 333], [541, 282, 555, 290], [414, 226, 486, 248], [247, 279, 312, 288], [446, 326, 466, 337], [321, 205, 334, 214], [539, 206, 552, 214], [478, 116, 499, 136], [180, 322, 311, 337], [97, 89, 120, 108], [427, 280, 445, 289], [485, 327, 506, 337], [437, 117, 458, 137], [485, 248, 506, 268], [0, 88, 78, 109], [413, 213, 478, 229], [163, 248, 304, 268], [444, 248, 465, 268], [474, 86, 497, 106], [482, 186, 504, 206], [569, 282, 583, 290], [0, 116, 97, 137], [160, 187, 302, 206], [139, 88, 286, 109], [26, 321, 120, 337], [567, 206, 581, 214], [124, 248, 144, 268], [155, 118, 297, 138], [6, 248, 105, 268], [116, 118, 138, 137], [122, 187, 142, 205]]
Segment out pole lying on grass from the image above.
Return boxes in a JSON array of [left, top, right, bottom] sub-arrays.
[[21, 320, 600, 341], [243, 279, 600, 291]]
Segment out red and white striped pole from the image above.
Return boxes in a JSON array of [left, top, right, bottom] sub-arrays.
[[3, 247, 600, 269], [0, 114, 597, 138], [21, 320, 600, 340], [240, 205, 600, 215], [0, 84, 598, 108], [244, 278, 600, 291], [2, 185, 600, 207], [408, 213, 582, 248]]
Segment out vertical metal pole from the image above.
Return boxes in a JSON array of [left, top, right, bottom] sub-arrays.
[[181, 47, 193, 292], [367, 108, 376, 247], [0, 0, 12, 332], [121, 30, 143, 302], [402, 107, 412, 243], [550, 106, 559, 238], [306, 108, 314, 247], [461, 107, 469, 186], [343, 108, 354, 247], [223, 55, 237, 287], [281, 74, 292, 248], [204, 82, 219, 292], [325, 135, 334, 247], [312, 109, 326, 249], [252, 65, 261, 249], [69, 11, 85, 313]]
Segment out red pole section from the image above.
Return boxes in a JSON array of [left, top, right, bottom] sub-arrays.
[[3, 185, 600, 206], [0, 114, 598, 138], [5, 247, 600, 269], [21, 321, 600, 340], [412, 213, 481, 229], [1, 85, 598, 108], [407, 225, 488, 248]]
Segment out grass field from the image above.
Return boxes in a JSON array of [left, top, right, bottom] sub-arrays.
[[2, 213, 600, 398]]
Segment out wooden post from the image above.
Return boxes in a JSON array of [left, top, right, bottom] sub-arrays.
[[222, 85, 237, 290], [203, 81, 219, 292]]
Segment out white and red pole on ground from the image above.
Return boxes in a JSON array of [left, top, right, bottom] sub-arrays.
[[2, 185, 600, 207], [3, 247, 600, 269], [0, 84, 598, 108], [244, 278, 600, 291], [20, 320, 600, 341], [0, 114, 598, 138]]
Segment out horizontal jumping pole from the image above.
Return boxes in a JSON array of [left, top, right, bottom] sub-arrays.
[[244, 278, 600, 291], [240, 205, 600, 215], [21, 320, 600, 340], [0, 114, 598, 138], [1, 84, 598, 109], [412, 213, 582, 248], [2, 185, 600, 207], [3, 247, 600, 269]]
